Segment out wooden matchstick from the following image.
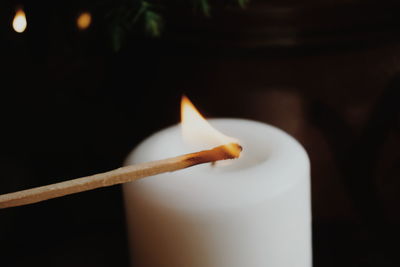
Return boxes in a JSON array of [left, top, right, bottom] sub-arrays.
[[0, 143, 242, 209]]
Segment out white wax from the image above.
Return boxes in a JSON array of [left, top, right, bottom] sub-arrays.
[[123, 118, 312, 267]]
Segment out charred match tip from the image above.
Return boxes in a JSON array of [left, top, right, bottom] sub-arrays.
[[185, 143, 243, 166], [214, 143, 243, 159]]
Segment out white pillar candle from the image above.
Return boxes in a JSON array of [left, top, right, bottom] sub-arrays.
[[123, 118, 312, 267]]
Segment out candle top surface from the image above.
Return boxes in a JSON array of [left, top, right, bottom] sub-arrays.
[[125, 118, 309, 211]]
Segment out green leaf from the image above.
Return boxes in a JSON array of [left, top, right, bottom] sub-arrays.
[[131, 1, 148, 26], [145, 11, 163, 37], [106, 0, 252, 51]]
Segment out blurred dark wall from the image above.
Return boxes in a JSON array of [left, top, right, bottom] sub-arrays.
[[1, 0, 400, 266]]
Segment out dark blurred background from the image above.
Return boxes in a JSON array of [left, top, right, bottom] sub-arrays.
[[1, 0, 400, 266]]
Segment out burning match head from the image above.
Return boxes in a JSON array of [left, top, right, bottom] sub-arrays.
[[202, 142, 243, 162], [184, 142, 243, 167], [218, 143, 243, 160]]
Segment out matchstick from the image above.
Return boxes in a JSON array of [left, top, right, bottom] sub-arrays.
[[0, 143, 242, 209]]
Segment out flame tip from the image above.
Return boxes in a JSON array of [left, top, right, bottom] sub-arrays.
[[181, 95, 191, 104], [12, 8, 27, 33]]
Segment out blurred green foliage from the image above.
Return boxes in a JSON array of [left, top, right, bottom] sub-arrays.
[[103, 0, 248, 51]]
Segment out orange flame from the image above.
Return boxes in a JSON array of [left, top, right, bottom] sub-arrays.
[[181, 95, 241, 157], [12, 8, 27, 33], [77, 12, 92, 30]]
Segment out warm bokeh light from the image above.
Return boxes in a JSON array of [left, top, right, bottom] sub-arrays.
[[181, 95, 241, 157], [12, 8, 27, 33], [77, 12, 92, 30]]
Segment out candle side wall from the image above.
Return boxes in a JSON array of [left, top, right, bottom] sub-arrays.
[[123, 119, 312, 267], [123, 174, 312, 267]]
